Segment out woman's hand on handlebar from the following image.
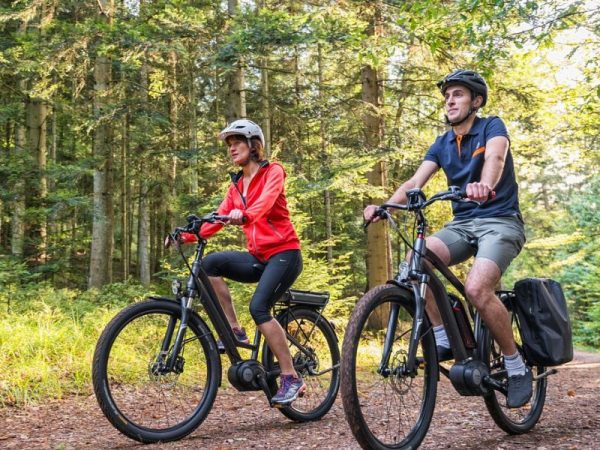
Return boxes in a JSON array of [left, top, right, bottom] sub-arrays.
[[227, 209, 246, 225]]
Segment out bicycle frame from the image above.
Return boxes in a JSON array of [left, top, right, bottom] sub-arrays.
[[162, 233, 333, 388], [161, 238, 258, 368], [376, 192, 482, 379]]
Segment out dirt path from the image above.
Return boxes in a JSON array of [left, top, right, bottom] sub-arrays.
[[1, 351, 599, 449]]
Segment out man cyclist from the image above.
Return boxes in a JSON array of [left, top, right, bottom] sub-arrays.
[[364, 70, 531, 408]]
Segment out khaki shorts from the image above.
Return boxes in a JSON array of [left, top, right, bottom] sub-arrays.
[[432, 215, 526, 274]]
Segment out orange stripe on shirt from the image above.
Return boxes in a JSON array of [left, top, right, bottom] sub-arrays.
[[472, 146, 485, 158]]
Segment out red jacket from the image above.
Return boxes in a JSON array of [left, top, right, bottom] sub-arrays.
[[182, 161, 300, 262]]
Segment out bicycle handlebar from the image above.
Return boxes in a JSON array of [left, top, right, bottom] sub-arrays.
[[167, 212, 247, 246], [364, 186, 495, 228]]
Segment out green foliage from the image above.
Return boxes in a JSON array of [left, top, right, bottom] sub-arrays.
[[0, 0, 599, 409], [0, 281, 153, 406]]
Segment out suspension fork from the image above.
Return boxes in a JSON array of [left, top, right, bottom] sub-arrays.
[[166, 296, 193, 369], [378, 302, 401, 376], [164, 247, 204, 370], [381, 223, 429, 376], [377, 282, 427, 377], [404, 277, 428, 375]]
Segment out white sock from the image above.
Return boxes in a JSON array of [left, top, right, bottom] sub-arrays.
[[433, 325, 449, 348], [504, 352, 526, 377]]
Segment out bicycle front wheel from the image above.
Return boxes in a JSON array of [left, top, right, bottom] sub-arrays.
[[341, 284, 438, 450], [478, 317, 547, 434], [262, 307, 340, 422], [92, 299, 221, 443]]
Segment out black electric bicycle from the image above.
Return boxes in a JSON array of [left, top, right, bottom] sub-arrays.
[[341, 187, 556, 450], [92, 213, 340, 444]]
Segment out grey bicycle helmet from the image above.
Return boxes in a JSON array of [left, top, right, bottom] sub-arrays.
[[218, 119, 265, 148], [437, 70, 488, 107]]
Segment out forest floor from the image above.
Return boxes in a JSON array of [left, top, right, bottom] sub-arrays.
[[1, 350, 599, 450]]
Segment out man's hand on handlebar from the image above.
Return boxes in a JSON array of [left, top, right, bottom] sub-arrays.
[[164, 233, 181, 249], [363, 205, 382, 223], [465, 182, 495, 203]]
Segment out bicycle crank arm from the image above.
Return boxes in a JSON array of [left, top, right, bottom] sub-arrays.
[[534, 368, 558, 381], [256, 372, 273, 404], [309, 363, 340, 376]]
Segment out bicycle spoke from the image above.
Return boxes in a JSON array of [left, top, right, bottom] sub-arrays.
[[341, 286, 438, 450], [93, 301, 219, 443], [263, 308, 340, 421]]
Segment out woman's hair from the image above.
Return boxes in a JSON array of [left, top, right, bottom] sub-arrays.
[[249, 136, 265, 162]]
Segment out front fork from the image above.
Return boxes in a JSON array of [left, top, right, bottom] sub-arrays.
[[164, 296, 194, 370], [378, 276, 429, 377], [161, 255, 206, 370]]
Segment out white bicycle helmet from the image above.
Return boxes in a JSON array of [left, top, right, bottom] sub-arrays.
[[218, 119, 265, 148]]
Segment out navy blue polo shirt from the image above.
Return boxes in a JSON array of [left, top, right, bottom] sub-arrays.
[[424, 116, 521, 220]]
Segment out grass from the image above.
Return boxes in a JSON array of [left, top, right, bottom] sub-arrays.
[[0, 281, 275, 407], [0, 283, 150, 407]]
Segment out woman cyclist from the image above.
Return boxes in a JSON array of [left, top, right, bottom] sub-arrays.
[[177, 119, 305, 406]]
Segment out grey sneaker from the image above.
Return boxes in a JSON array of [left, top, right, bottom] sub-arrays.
[[507, 367, 533, 408], [271, 375, 306, 406], [217, 327, 249, 353]]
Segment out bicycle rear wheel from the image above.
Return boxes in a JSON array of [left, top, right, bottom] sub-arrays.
[[341, 284, 438, 450], [478, 315, 547, 434], [92, 299, 221, 443], [262, 307, 340, 422]]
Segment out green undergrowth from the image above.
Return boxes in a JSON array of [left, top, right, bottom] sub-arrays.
[[0, 282, 152, 407]]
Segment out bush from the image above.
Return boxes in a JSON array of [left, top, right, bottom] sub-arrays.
[[0, 282, 153, 407]]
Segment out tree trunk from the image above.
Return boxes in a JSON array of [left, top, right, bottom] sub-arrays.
[[138, 163, 151, 285], [89, 0, 115, 288], [137, 62, 151, 286], [362, 1, 392, 328], [11, 79, 26, 257], [168, 50, 178, 233], [121, 111, 129, 280], [225, 0, 246, 122], [317, 44, 333, 266], [188, 43, 199, 196], [26, 98, 48, 261], [260, 56, 271, 156]]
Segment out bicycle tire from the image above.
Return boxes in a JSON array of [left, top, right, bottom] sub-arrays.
[[478, 317, 547, 434], [92, 299, 221, 443], [262, 307, 340, 422], [341, 284, 438, 450]]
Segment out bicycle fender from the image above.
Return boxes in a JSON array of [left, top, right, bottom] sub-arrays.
[[385, 280, 415, 297], [148, 295, 178, 302]]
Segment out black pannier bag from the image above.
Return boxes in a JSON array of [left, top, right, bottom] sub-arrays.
[[513, 278, 573, 366]]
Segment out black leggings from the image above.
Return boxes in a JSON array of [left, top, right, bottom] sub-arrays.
[[201, 249, 303, 325]]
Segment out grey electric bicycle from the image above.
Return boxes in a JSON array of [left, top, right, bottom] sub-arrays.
[[341, 187, 555, 449], [92, 213, 340, 443]]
